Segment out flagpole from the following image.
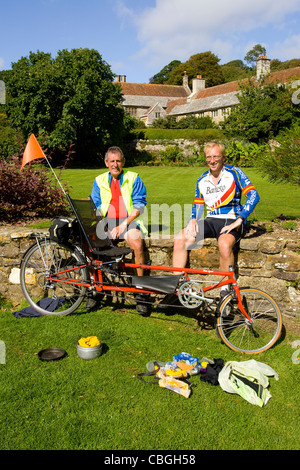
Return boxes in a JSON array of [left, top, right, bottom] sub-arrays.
[[43, 154, 68, 197]]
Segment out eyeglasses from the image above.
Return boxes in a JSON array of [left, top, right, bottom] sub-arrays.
[[205, 155, 223, 161]]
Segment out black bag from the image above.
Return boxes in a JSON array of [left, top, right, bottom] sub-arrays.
[[49, 217, 78, 244]]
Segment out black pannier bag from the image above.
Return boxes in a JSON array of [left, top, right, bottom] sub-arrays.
[[49, 217, 79, 244]]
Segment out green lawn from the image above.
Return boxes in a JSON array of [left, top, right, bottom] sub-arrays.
[[2, 165, 299, 451], [60, 166, 300, 224], [0, 297, 300, 451]]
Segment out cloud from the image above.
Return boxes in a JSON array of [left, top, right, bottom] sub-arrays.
[[271, 34, 300, 60], [119, 0, 300, 66]]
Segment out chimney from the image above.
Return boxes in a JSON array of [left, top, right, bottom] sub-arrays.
[[183, 71, 191, 93], [256, 56, 271, 80], [192, 75, 205, 94], [115, 75, 127, 83]]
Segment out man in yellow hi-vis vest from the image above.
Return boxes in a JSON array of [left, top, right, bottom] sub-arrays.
[[91, 146, 149, 314]]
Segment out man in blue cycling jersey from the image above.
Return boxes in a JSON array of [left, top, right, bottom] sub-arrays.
[[173, 140, 260, 296]]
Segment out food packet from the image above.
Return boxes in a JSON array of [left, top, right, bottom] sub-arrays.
[[78, 336, 101, 347]]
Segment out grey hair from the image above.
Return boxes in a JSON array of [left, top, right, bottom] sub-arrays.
[[104, 146, 125, 161]]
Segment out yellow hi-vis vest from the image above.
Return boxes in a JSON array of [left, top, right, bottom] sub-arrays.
[[95, 170, 148, 235]]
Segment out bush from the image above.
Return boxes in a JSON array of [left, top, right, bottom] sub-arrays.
[[160, 145, 184, 164], [0, 155, 71, 222], [256, 125, 300, 185], [151, 115, 216, 130], [224, 140, 267, 167], [128, 128, 224, 141]]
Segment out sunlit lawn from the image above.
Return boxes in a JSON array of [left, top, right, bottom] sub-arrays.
[[57, 166, 300, 227]]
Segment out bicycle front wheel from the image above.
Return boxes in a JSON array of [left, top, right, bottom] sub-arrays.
[[20, 239, 89, 316], [217, 288, 282, 354]]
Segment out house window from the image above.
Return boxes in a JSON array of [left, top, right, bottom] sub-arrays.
[[155, 112, 161, 118], [210, 109, 219, 117], [126, 107, 138, 117]]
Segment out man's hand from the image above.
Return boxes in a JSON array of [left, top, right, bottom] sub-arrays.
[[185, 218, 198, 239], [110, 219, 128, 239], [220, 217, 243, 235]]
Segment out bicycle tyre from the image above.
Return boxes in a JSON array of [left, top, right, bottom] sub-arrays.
[[217, 287, 282, 354], [20, 239, 89, 316]]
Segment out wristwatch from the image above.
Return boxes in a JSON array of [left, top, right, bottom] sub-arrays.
[[237, 215, 245, 222]]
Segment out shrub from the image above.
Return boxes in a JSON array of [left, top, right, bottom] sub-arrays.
[[160, 145, 184, 164], [0, 155, 71, 222], [224, 140, 267, 167], [128, 128, 224, 141], [256, 125, 300, 185]]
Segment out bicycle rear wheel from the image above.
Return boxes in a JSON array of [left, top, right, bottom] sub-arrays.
[[217, 288, 282, 354], [20, 239, 89, 316]]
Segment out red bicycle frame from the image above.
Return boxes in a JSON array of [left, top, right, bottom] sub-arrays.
[[48, 259, 253, 322]]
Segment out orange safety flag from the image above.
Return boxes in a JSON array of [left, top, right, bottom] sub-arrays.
[[20, 134, 46, 170]]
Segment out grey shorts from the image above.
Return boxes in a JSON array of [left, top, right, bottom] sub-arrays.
[[98, 217, 142, 240]]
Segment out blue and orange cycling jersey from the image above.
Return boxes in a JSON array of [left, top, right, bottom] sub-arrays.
[[191, 164, 260, 221]]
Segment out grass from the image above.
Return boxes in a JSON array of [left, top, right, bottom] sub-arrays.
[[0, 296, 300, 450], [30, 166, 300, 231], [60, 165, 300, 220], [3, 165, 300, 450]]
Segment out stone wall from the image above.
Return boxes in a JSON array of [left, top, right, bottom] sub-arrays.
[[0, 224, 299, 320], [132, 138, 201, 158]]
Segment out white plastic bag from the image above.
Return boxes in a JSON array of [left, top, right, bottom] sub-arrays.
[[218, 360, 279, 407]]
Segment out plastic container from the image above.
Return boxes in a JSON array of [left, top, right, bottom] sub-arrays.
[[76, 342, 102, 360]]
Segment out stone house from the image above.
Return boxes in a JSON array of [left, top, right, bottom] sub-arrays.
[[115, 73, 190, 125], [115, 57, 300, 126]]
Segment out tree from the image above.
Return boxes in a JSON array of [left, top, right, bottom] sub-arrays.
[[244, 44, 267, 67], [166, 51, 224, 88], [149, 60, 181, 84], [257, 124, 300, 185], [223, 77, 299, 142], [221, 60, 250, 83], [5, 49, 125, 164]]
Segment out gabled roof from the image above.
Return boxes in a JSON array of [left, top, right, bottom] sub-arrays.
[[262, 66, 300, 84], [140, 102, 166, 118], [166, 66, 300, 116], [168, 92, 240, 116], [117, 82, 189, 98]]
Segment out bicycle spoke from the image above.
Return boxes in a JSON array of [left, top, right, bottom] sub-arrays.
[[20, 240, 88, 316], [217, 288, 282, 354]]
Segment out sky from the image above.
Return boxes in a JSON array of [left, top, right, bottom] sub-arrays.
[[1, 0, 300, 83]]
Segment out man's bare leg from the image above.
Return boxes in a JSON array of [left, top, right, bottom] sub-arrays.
[[125, 229, 145, 276], [173, 228, 196, 269]]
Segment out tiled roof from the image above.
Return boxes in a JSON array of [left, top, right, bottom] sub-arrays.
[[192, 66, 300, 100], [263, 66, 300, 83], [193, 80, 242, 100], [168, 92, 240, 116], [166, 66, 300, 115], [117, 66, 300, 119], [117, 82, 189, 98]]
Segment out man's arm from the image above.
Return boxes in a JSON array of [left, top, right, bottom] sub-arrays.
[[90, 179, 101, 209], [220, 168, 260, 235], [131, 175, 147, 213], [236, 167, 260, 220]]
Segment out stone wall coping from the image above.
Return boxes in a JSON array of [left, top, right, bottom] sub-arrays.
[[0, 222, 299, 319]]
